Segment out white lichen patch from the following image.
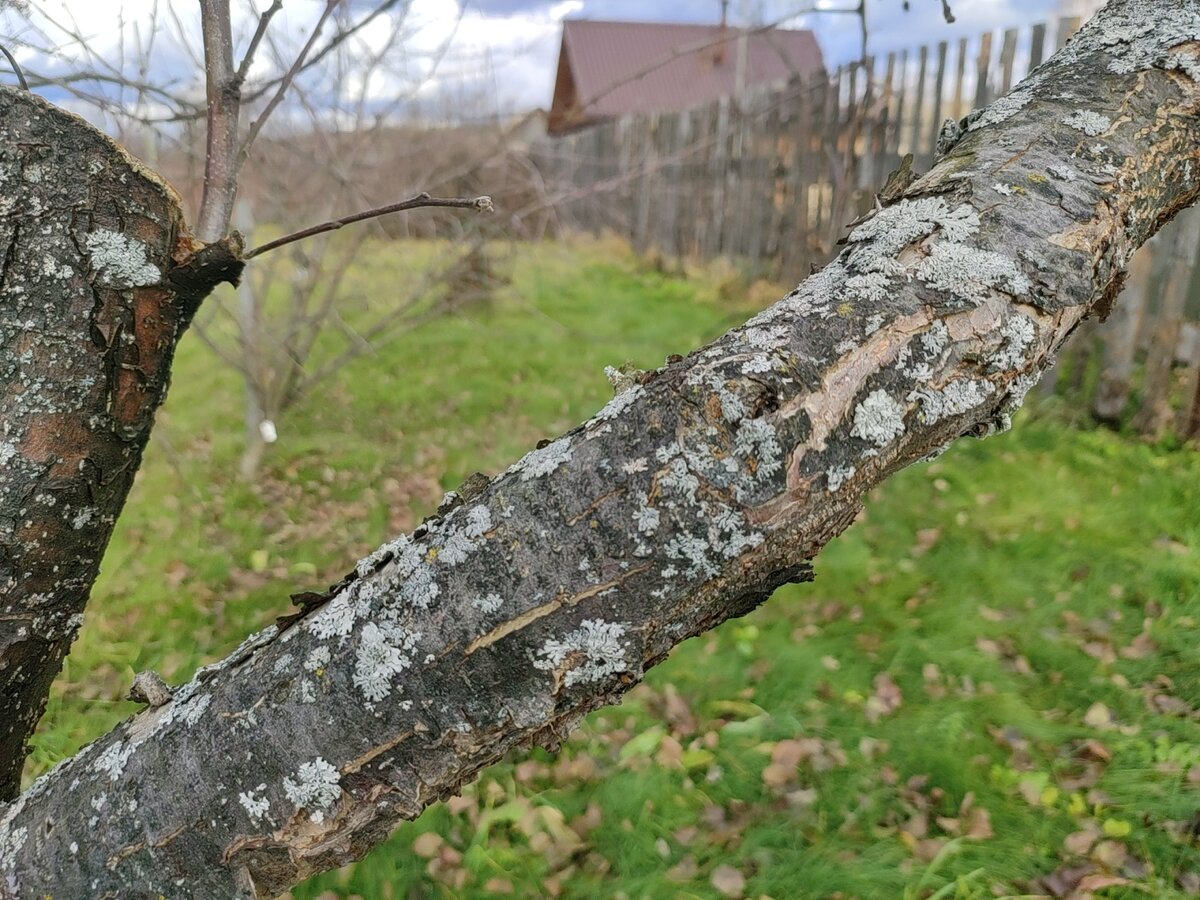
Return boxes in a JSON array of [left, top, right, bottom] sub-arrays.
[[91, 741, 134, 782], [997, 369, 1045, 424], [967, 88, 1033, 131], [592, 384, 645, 422], [515, 437, 573, 481], [1063, 110, 1112, 136], [84, 229, 161, 287], [845, 272, 894, 306], [846, 197, 980, 261], [0, 824, 27, 870], [826, 464, 856, 492], [239, 785, 270, 821], [1166, 50, 1200, 81], [463, 506, 492, 538], [1048, 163, 1078, 182], [916, 242, 1031, 301], [991, 314, 1037, 371], [353, 622, 420, 703], [993, 182, 1015, 196], [399, 565, 440, 609], [473, 593, 504, 614], [308, 593, 355, 639], [305, 645, 331, 672], [659, 457, 700, 502], [533, 619, 630, 687], [622, 457, 648, 475], [283, 758, 342, 824], [706, 505, 764, 559], [917, 321, 950, 362], [178, 693, 210, 727], [665, 533, 717, 578], [741, 355, 773, 374], [850, 390, 907, 447], [633, 504, 660, 535], [909, 379, 996, 425]]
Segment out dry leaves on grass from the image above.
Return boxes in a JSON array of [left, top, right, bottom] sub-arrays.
[[865, 672, 903, 724], [711, 863, 746, 898]]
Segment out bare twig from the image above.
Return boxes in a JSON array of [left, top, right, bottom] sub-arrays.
[[234, 0, 283, 87], [237, 0, 339, 164], [940, 1, 956, 24], [197, 0, 241, 242], [240, 0, 403, 107], [0, 43, 29, 90], [242, 194, 494, 260]]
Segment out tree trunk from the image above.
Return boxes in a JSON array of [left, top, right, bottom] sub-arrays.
[[2, 3, 1200, 897], [0, 88, 241, 800]]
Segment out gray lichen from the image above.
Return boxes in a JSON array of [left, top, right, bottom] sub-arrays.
[[850, 390, 907, 447], [909, 379, 996, 425], [533, 619, 630, 687], [83, 230, 161, 288], [916, 242, 1031, 301], [282, 758, 342, 824], [1063, 109, 1112, 136], [353, 621, 420, 703], [515, 438, 573, 481]]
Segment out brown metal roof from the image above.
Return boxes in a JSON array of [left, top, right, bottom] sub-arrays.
[[549, 20, 825, 134]]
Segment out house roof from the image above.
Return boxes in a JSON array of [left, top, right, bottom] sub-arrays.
[[549, 20, 825, 134]]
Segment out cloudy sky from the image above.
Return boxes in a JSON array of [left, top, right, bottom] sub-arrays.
[[2, 0, 1098, 120]]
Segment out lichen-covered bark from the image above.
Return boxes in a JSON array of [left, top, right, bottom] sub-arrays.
[[3, 3, 1200, 897], [0, 88, 241, 801]]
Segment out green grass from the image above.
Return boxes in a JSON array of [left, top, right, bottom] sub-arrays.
[[27, 238, 1200, 899]]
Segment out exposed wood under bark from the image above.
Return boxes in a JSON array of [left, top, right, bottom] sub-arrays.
[[2, 3, 1200, 897]]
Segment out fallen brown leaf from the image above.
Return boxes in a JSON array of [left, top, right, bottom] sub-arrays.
[[711, 863, 746, 898]]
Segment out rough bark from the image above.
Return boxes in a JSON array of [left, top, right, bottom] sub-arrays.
[[2, 2, 1200, 896], [0, 88, 241, 801]]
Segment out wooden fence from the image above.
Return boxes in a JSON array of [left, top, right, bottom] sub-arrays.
[[529, 17, 1200, 440]]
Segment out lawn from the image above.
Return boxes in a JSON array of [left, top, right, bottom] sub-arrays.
[[27, 238, 1200, 898]]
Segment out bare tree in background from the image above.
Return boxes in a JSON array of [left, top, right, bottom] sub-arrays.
[[1, 0, 507, 478]]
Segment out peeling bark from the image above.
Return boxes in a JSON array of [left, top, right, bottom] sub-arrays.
[[2, 3, 1200, 897], [0, 89, 241, 801]]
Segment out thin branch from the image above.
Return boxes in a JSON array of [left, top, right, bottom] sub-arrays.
[[239, 0, 402, 107], [940, 1, 956, 24], [237, 0, 339, 164], [242, 194, 494, 260], [234, 0, 283, 87], [0, 43, 29, 90]]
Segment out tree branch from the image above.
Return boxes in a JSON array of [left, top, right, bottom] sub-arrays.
[[236, 0, 339, 167], [234, 0, 284, 88], [241, 194, 495, 260], [0, 44, 28, 90], [2, 3, 1197, 895], [196, 0, 241, 243]]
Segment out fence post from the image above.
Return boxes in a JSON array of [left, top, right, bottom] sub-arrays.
[[1092, 245, 1153, 424]]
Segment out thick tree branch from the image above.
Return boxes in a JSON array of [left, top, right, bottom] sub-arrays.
[[2, 2, 1199, 896], [0, 86, 242, 802], [196, 0, 241, 243]]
